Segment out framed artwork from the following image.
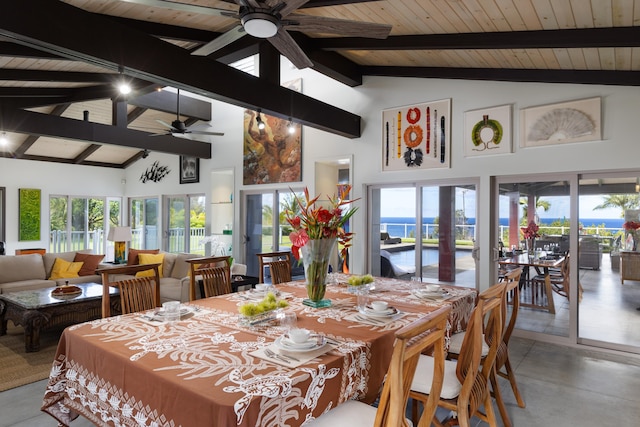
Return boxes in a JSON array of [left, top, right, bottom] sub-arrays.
[[381, 98, 451, 171], [19, 188, 41, 241], [179, 156, 199, 184], [243, 78, 302, 185], [520, 97, 601, 148], [463, 104, 512, 157]]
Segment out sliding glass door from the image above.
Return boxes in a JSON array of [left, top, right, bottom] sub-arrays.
[[243, 189, 303, 278], [164, 194, 206, 254], [130, 197, 158, 250], [369, 180, 477, 287]]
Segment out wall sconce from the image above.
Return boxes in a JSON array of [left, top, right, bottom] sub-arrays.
[[636, 178, 639, 193], [256, 110, 266, 130], [0, 132, 8, 146], [287, 118, 295, 134], [107, 226, 132, 264]]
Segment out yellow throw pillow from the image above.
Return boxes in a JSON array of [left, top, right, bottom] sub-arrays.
[[136, 253, 165, 278], [49, 258, 83, 280]]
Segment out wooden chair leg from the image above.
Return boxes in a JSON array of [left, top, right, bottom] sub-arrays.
[[490, 368, 512, 427], [483, 389, 499, 427], [501, 358, 526, 408], [544, 275, 556, 314]]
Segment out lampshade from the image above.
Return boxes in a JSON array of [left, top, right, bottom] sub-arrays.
[[107, 226, 132, 242]]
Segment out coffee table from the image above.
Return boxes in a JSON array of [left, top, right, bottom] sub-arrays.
[[0, 283, 119, 352]]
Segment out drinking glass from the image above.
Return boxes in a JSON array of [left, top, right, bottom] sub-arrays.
[[356, 285, 370, 312], [162, 301, 180, 323], [279, 311, 297, 331]]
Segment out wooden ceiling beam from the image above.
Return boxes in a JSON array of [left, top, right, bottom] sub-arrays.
[[13, 103, 70, 158], [0, 106, 211, 158], [315, 26, 640, 51], [0, 0, 360, 138], [361, 66, 640, 86], [0, 69, 119, 83], [128, 90, 212, 121]]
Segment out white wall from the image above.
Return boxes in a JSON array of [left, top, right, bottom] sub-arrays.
[[3, 64, 639, 276], [0, 158, 124, 254]]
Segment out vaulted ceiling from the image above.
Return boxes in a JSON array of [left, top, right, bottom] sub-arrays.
[[1, 0, 640, 168]]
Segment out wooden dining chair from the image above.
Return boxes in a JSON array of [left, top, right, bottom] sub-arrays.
[[532, 252, 583, 303], [410, 282, 505, 427], [490, 268, 525, 427], [98, 263, 162, 317], [186, 256, 232, 300], [198, 265, 232, 297], [257, 251, 292, 284], [307, 305, 452, 427]]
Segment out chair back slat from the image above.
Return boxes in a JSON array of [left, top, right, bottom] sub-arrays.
[[257, 252, 292, 284], [186, 256, 231, 300], [118, 276, 157, 314], [199, 265, 232, 297]]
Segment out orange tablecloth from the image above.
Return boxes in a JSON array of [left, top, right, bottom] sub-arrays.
[[41, 275, 476, 427]]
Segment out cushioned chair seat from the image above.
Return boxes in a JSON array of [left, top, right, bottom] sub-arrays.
[[447, 331, 489, 356], [411, 355, 461, 400], [305, 398, 413, 426]]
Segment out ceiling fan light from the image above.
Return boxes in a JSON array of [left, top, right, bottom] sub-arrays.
[[242, 12, 279, 38]]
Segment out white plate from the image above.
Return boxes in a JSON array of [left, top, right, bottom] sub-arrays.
[[156, 307, 190, 317], [361, 306, 399, 318], [275, 335, 326, 352], [414, 289, 448, 299]]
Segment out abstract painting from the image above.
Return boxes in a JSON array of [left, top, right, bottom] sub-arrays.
[[243, 78, 302, 185], [382, 99, 451, 171]]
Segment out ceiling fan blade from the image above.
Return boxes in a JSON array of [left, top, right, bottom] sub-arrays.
[[191, 25, 247, 56], [286, 14, 392, 39], [264, 0, 310, 17], [155, 119, 176, 130], [190, 130, 225, 136], [268, 28, 313, 69], [118, 0, 230, 17]]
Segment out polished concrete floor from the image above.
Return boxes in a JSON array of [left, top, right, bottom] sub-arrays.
[[2, 335, 640, 426]]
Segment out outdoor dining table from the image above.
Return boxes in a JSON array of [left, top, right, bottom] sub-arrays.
[[41, 274, 477, 427], [499, 253, 565, 314]]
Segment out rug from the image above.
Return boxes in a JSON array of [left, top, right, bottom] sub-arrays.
[[0, 323, 59, 392]]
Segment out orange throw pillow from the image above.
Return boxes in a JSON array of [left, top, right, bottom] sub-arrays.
[[74, 253, 105, 276], [127, 248, 160, 265]]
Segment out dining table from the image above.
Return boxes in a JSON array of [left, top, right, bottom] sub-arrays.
[[41, 274, 477, 427], [499, 253, 565, 314]]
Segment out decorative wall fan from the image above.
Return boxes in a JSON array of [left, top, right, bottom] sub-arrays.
[[120, 0, 392, 69], [151, 89, 224, 137]]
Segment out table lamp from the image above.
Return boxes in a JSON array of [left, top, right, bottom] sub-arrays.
[[107, 226, 132, 264]]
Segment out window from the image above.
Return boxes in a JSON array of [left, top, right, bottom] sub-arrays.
[[49, 195, 120, 254]]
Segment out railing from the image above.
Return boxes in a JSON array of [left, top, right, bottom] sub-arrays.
[[381, 222, 624, 245], [50, 227, 207, 255]]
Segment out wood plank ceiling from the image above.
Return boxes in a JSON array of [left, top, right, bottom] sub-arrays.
[[1, 0, 639, 168]]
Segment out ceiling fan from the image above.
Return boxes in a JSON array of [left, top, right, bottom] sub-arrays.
[[151, 89, 224, 137], [119, 0, 392, 69]]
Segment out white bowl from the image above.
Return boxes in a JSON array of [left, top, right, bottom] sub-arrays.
[[370, 301, 389, 312], [288, 328, 311, 344]]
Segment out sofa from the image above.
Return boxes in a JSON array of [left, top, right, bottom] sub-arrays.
[[0, 249, 102, 294], [102, 250, 200, 303], [0, 249, 200, 304]]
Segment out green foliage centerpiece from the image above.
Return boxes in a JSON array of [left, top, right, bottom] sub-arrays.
[[284, 186, 358, 308]]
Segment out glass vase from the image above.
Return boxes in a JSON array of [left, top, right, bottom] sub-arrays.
[[301, 238, 336, 308], [526, 238, 536, 257]]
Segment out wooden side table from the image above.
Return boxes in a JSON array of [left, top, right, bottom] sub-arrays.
[[620, 251, 640, 284]]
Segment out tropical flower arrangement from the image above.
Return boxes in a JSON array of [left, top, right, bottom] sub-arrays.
[[623, 221, 640, 231], [284, 185, 359, 261], [520, 220, 540, 240]]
